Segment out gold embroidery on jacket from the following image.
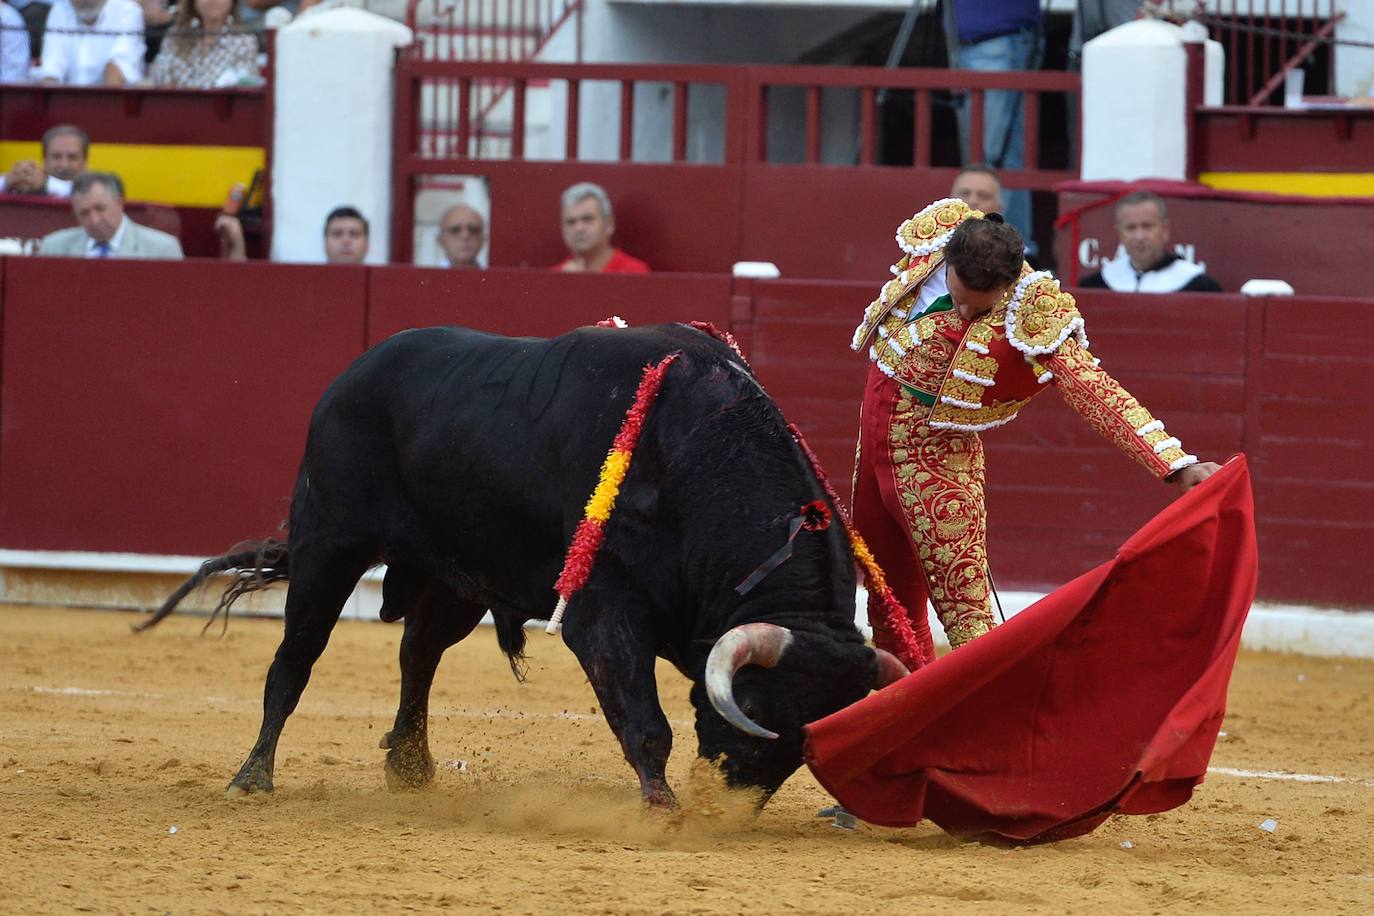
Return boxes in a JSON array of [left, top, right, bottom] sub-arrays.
[[1045, 339, 1192, 478]]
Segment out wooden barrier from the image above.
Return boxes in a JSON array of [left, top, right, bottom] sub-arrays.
[[0, 256, 1368, 608]]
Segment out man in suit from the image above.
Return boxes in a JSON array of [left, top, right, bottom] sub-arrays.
[[38, 171, 183, 259]]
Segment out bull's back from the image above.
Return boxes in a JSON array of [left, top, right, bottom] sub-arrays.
[[336, 324, 714, 472], [298, 324, 734, 606]]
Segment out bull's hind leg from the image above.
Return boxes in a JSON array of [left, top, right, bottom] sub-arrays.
[[379, 569, 486, 790], [228, 544, 371, 796], [563, 595, 676, 808]]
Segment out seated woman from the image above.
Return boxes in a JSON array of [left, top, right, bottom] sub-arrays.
[[149, 0, 259, 89]]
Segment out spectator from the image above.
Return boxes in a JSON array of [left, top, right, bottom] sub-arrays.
[[2, 1, 29, 83], [435, 203, 485, 268], [0, 123, 88, 196], [322, 205, 368, 264], [950, 164, 1003, 217], [1078, 191, 1221, 293], [36, 0, 144, 86], [149, 0, 258, 89], [555, 182, 649, 274], [943, 0, 1040, 254], [216, 204, 370, 264], [38, 171, 184, 259]]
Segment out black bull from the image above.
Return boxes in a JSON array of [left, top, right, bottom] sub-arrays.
[[141, 323, 904, 806]]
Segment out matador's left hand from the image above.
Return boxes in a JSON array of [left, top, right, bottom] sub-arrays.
[[1169, 461, 1222, 491]]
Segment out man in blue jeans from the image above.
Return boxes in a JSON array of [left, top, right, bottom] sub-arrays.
[[943, 0, 1042, 256]]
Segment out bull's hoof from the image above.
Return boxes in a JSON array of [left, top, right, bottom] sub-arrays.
[[641, 781, 678, 810], [226, 763, 274, 797], [225, 777, 273, 798], [383, 748, 436, 792]]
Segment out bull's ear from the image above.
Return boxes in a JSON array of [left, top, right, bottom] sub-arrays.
[[871, 648, 909, 689]]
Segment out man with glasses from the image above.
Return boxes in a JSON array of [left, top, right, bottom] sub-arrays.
[[436, 202, 485, 269]]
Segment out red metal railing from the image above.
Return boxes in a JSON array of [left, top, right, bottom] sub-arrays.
[[394, 59, 1079, 174], [1159, 0, 1344, 105]]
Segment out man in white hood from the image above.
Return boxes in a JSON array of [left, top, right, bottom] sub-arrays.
[[1079, 191, 1222, 293]]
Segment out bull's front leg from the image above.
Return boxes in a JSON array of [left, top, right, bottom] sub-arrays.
[[562, 596, 675, 808]]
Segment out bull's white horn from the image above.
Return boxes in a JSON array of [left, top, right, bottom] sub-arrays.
[[872, 648, 909, 688], [705, 623, 793, 740]]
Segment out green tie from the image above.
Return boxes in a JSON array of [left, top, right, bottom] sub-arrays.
[[912, 293, 954, 319]]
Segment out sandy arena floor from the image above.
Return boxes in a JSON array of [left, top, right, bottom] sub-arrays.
[[1, 603, 1372, 914]]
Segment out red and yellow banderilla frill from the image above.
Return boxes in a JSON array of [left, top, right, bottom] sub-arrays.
[[789, 422, 930, 671], [546, 352, 681, 633]]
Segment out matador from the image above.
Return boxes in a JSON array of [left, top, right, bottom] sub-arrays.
[[851, 199, 1219, 663]]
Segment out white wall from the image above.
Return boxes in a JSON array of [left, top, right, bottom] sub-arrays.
[[1081, 19, 1223, 182], [272, 9, 413, 263], [1335, 0, 1374, 98]]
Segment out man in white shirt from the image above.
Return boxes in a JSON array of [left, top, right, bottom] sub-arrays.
[[38, 171, 184, 259], [1, 1, 30, 83], [0, 122, 87, 196], [36, 0, 143, 86]]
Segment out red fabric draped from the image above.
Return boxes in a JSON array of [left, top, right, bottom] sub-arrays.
[[804, 456, 1259, 844]]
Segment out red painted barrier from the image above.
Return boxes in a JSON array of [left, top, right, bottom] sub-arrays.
[[0, 258, 1369, 608], [365, 266, 733, 343], [0, 258, 364, 555]]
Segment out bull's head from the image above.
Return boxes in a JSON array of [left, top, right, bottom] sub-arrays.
[[691, 622, 907, 800]]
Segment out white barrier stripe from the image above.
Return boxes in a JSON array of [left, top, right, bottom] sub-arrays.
[[1207, 766, 1373, 786]]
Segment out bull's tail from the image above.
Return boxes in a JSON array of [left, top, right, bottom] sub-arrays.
[[493, 613, 529, 682], [133, 539, 290, 634]]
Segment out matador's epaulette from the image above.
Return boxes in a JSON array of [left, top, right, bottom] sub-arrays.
[[851, 198, 982, 352], [1004, 270, 1088, 362]]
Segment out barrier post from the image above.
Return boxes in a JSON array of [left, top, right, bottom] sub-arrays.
[[272, 9, 413, 264]]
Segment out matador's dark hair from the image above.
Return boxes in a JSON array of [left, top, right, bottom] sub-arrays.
[[943, 217, 1024, 291]]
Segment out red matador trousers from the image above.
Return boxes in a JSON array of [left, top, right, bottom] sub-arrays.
[[853, 369, 994, 657]]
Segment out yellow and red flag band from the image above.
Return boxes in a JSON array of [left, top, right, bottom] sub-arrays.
[[787, 422, 929, 670], [547, 352, 682, 634]]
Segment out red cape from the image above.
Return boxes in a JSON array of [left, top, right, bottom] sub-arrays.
[[804, 456, 1259, 844]]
